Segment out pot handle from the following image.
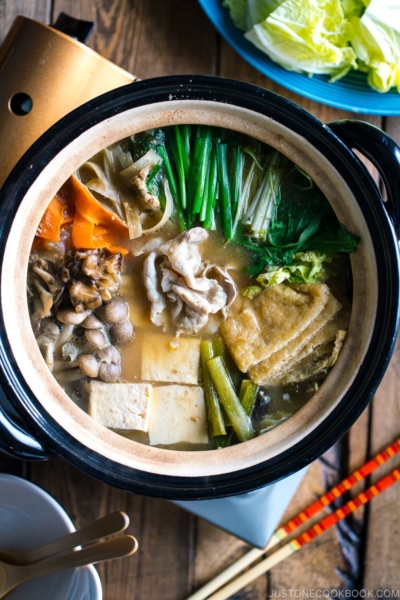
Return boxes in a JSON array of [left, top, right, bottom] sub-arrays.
[[0, 387, 52, 460], [328, 119, 400, 240]]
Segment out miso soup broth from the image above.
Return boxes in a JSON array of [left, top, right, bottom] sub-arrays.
[[28, 125, 358, 451]]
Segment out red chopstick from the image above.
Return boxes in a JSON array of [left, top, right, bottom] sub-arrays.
[[273, 437, 400, 543], [205, 467, 400, 600], [187, 438, 400, 600]]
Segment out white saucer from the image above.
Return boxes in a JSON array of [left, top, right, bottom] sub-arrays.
[[0, 473, 102, 600]]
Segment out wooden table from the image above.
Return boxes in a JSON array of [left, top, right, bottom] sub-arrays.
[[1, 1, 399, 597]]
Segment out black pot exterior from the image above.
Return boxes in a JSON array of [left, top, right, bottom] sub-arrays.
[[0, 76, 399, 499]]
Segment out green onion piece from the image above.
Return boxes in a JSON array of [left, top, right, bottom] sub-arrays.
[[156, 146, 178, 197], [147, 162, 161, 183], [242, 151, 283, 241], [174, 125, 190, 180], [207, 356, 254, 443], [232, 160, 255, 236], [188, 137, 205, 220], [192, 137, 212, 217], [201, 341, 226, 437], [217, 144, 233, 240], [182, 125, 192, 167], [239, 380, 259, 417], [166, 127, 187, 212], [238, 379, 251, 402], [231, 147, 244, 223], [204, 146, 218, 230], [199, 161, 211, 222], [156, 145, 186, 231], [212, 337, 226, 360], [214, 431, 234, 449], [173, 126, 188, 210]]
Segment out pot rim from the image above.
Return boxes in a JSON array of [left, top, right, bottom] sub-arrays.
[[0, 75, 399, 499]]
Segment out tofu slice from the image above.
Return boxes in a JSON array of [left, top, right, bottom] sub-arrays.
[[142, 334, 200, 384], [149, 385, 207, 446], [89, 381, 152, 431]]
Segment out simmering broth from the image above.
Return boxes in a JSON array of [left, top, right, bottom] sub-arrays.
[[27, 125, 357, 451]]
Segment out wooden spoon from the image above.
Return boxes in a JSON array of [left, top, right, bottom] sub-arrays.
[[0, 534, 138, 599], [0, 511, 129, 565]]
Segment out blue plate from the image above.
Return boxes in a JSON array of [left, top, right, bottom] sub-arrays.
[[198, 0, 400, 115]]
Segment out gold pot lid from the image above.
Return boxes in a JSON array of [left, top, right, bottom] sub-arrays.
[[0, 15, 135, 187]]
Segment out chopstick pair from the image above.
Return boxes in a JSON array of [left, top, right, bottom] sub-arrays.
[[187, 438, 400, 600]]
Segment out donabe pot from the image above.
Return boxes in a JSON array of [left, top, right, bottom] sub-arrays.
[[0, 76, 399, 500]]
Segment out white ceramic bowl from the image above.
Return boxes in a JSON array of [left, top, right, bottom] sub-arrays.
[[0, 473, 102, 600]]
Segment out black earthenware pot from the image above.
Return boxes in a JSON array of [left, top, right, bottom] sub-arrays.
[[0, 76, 399, 499]]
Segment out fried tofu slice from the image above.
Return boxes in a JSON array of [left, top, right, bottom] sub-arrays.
[[275, 330, 347, 385], [149, 385, 207, 446], [142, 334, 201, 385], [249, 291, 343, 385], [220, 283, 329, 372], [88, 381, 153, 431]]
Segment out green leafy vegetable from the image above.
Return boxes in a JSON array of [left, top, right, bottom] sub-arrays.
[[222, 0, 248, 30], [244, 0, 357, 81], [341, 0, 369, 19], [129, 130, 165, 161], [223, 0, 400, 94], [349, 0, 400, 93], [241, 182, 359, 277], [242, 284, 263, 299], [257, 410, 292, 434], [223, 0, 286, 30], [255, 250, 332, 287]]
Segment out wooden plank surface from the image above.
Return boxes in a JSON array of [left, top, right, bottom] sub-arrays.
[[1, 0, 400, 598]]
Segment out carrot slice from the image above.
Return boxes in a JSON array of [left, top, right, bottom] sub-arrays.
[[72, 210, 98, 249], [37, 175, 130, 254], [70, 175, 128, 233], [92, 224, 129, 254], [72, 210, 129, 255], [36, 196, 65, 242]]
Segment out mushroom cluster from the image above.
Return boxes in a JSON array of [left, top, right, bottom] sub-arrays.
[[62, 249, 123, 312], [75, 296, 134, 383], [28, 248, 134, 383], [27, 251, 65, 332]]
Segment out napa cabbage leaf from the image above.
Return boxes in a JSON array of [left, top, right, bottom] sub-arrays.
[[244, 0, 357, 80], [349, 0, 400, 92], [250, 251, 332, 289], [341, 0, 369, 19], [222, 0, 248, 31]]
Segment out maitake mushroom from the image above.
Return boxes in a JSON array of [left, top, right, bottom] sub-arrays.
[[62, 249, 123, 312], [29, 247, 133, 381], [27, 253, 65, 332]]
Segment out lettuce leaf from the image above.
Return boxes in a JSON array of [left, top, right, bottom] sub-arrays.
[[244, 0, 358, 79], [349, 0, 400, 92]]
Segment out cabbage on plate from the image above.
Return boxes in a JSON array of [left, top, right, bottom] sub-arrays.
[[349, 0, 400, 92], [223, 0, 400, 92], [245, 0, 357, 80]]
